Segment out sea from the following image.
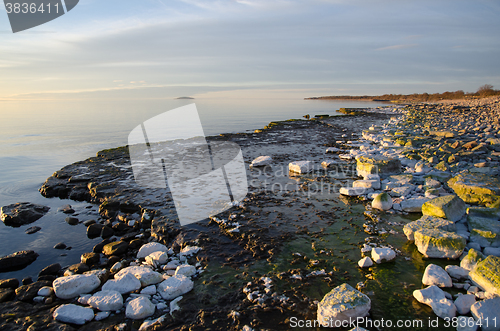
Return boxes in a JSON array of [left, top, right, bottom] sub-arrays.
[[0, 98, 388, 280]]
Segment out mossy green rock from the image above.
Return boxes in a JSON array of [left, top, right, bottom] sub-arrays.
[[469, 256, 500, 295], [356, 155, 401, 178], [403, 215, 456, 241], [414, 228, 466, 259], [448, 172, 500, 206], [460, 248, 485, 271], [422, 195, 466, 222], [103, 241, 129, 256], [371, 192, 393, 211], [317, 283, 371, 327], [467, 214, 500, 247]]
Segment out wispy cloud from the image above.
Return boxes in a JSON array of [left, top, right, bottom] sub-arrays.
[[375, 44, 418, 51]]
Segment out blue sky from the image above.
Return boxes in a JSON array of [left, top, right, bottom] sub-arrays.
[[1, 0, 500, 100]]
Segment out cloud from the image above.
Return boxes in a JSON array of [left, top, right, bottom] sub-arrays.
[[375, 44, 418, 51]]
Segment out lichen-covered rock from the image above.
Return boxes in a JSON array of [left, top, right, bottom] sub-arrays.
[[371, 193, 393, 211], [414, 228, 466, 259], [356, 155, 401, 178], [403, 215, 456, 241], [422, 195, 466, 222], [317, 283, 371, 327], [460, 248, 485, 271], [469, 255, 500, 296], [448, 172, 500, 207], [467, 213, 500, 247]]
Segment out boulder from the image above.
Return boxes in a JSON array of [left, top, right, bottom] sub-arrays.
[[289, 161, 313, 174], [470, 297, 500, 331], [422, 195, 466, 222], [317, 283, 371, 327], [454, 294, 476, 315], [53, 274, 101, 299], [356, 155, 401, 178], [0, 202, 50, 227], [81, 252, 100, 266], [88, 290, 123, 311], [137, 242, 168, 259], [115, 266, 163, 287], [422, 264, 452, 287], [448, 172, 500, 206], [445, 265, 469, 280], [371, 193, 393, 211], [250, 156, 273, 167], [414, 228, 466, 259], [125, 296, 156, 320], [400, 197, 430, 213], [371, 247, 396, 264], [403, 215, 455, 241], [53, 304, 94, 325], [175, 264, 196, 277], [467, 213, 500, 247], [460, 248, 485, 271], [413, 285, 456, 319], [157, 274, 194, 300], [357, 257, 373, 268], [102, 273, 142, 294], [0, 250, 38, 272], [469, 255, 500, 296], [103, 241, 129, 256]]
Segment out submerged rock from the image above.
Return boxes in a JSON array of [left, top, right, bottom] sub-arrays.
[[469, 255, 500, 296], [0, 250, 38, 272], [0, 202, 50, 227], [317, 283, 371, 327], [422, 195, 466, 222], [414, 228, 466, 259], [403, 215, 455, 241], [53, 304, 94, 325]]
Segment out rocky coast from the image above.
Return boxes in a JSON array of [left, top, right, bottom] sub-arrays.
[[1, 96, 499, 330]]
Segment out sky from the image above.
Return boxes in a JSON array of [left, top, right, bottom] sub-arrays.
[[1, 0, 500, 101]]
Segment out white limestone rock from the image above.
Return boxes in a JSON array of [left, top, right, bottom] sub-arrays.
[[88, 290, 123, 311], [140, 285, 157, 295], [115, 266, 163, 287], [353, 179, 380, 190], [37, 286, 53, 297], [53, 304, 94, 325], [445, 265, 469, 280], [371, 247, 396, 264], [175, 264, 197, 277], [340, 187, 366, 196], [137, 242, 168, 259], [145, 251, 168, 267], [400, 197, 430, 213], [139, 315, 166, 331], [95, 311, 110, 321], [102, 273, 142, 294], [157, 274, 194, 300], [389, 185, 413, 197], [371, 193, 393, 211], [321, 159, 336, 168], [413, 285, 456, 319], [317, 283, 371, 327], [53, 274, 101, 300], [179, 246, 201, 258], [357, 257, 373, 268], [289, 161, 313, 174], [125, 296, 156, 320], [454, 294, 476, 315], [470, 297, 500, 331], [422, 264, 452, 287], [251, 156, 273, 167]]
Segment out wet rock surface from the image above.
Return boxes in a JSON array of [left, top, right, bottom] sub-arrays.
[[0, 203, 50, 227]]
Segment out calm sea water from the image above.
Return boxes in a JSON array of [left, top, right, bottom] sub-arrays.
[[0, 98, 388, 279]]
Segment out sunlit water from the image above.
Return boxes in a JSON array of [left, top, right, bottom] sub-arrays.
[[0, 98, 388, 280]]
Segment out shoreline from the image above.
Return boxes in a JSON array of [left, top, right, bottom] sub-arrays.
[[1, 98, 499, 330]]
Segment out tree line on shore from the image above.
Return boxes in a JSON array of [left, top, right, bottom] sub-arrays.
[[306, 84, 500, 102]]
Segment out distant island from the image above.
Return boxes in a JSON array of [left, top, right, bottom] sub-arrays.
[[305, 85, 500, 103], [176, 97, 195, 99]]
